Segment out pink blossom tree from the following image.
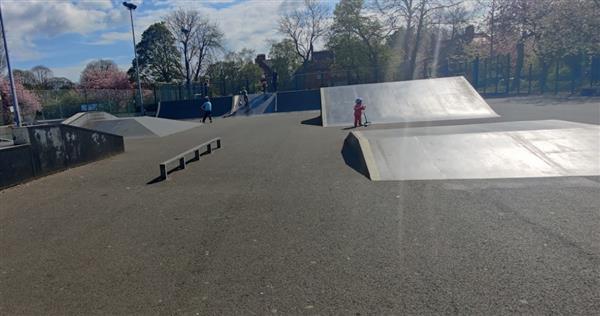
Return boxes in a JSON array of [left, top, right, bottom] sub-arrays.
[[0, 76, 42, 124], [79, 59, 132, 89], [79, 60, 133, 112]]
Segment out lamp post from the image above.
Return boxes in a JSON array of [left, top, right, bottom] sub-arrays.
[[0, 2, 21, 126], [122, 1, 144, 116]]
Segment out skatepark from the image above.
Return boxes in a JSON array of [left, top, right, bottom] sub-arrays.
[[1, 77, 599, 314]]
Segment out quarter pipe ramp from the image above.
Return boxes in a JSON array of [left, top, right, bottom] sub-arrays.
[[321, 76, 498, 127]]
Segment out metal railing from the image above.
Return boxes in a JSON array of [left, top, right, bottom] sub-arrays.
[[159, 137, 222, 180]]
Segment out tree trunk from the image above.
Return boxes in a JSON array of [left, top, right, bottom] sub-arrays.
[[408, 8, 426, 80], [489, 0, 496, 57], [401, 12, 414, 80], [539, 60, 549, 94], [513, 41, 524, 93], [183, 42, 190, 85]]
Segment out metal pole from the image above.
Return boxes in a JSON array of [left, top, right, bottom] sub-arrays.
[[554, 60, 560, 95], [0, 3, 21, 126], [527, 63, 532, 95], [505, 54, 510, 94], [128, 8, 144, 115]]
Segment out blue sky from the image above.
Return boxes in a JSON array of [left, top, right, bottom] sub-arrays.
[[2, 0, 337, 82]]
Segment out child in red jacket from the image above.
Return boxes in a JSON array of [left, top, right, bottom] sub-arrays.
[[353, 98, 366, 128]]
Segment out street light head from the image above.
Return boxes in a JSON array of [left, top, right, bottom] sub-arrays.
[[122, 2, 137, 10]]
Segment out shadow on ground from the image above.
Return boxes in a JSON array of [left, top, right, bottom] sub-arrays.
[[146, 150, 211, 184], [341, 134, 370, 180], [301, 116, 322, 126]]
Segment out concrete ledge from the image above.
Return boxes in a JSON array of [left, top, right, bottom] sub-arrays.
[[0, 124, 124, 190]]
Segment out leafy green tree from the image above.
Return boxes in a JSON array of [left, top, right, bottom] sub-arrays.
[[329, 0, 391, 80], [268, 39, 302, 88], [128, 22, 181, 84], [534, 0, 600, 59], [327, 33, 372, 82], [206, 49, 262, 95]]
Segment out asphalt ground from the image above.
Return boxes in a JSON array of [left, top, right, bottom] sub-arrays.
[[1, 96, 599, 315]]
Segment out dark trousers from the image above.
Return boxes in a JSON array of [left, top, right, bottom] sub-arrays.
[[202, 110, 212, 123]]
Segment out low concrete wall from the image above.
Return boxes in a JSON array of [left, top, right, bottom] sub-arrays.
[[275, 89, 321, 112], [158, 96, 233, 119], [0, 144, 35, 189], [0, 124, 124, 190]]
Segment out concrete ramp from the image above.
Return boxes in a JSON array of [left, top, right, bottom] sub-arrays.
[[227, 93, 276, 117], [321, 76, 498, 127], [63, 112, 199, 139], [343, 120, 600, 181]]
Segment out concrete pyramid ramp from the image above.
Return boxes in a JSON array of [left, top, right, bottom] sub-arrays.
[[62, 112, 117, 128], [321, 76, 498, 127], [63, 112, 199, 139], [343, 120, 600, 181]]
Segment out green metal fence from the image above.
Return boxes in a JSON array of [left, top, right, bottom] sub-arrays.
[[155, 54, 599, 101], [448, 54, 600, 96], [27, 53, 599, 122], [37, 88, 157, 120]]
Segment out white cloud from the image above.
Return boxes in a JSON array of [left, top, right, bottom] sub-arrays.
[[3, 0, 336, 67], [74, 0, 114, 10], [1, 0, 128, 61], [89, 32, 133, 45], [208, 1, 287, 53], [207, 0, 335, 54], [138, 0, 333, 54]]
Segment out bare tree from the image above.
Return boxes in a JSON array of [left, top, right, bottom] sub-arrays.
[[191, 17, 224, 82], [31, 65, 53, 88], [13, 69, 35, 87], [377, 0, 460, 79], [166, 10, 223, 85], [278, 0, 330, 64], [474, 0, 498, 57], [442, 4, 470, 41], [376, 0, 418, 75]]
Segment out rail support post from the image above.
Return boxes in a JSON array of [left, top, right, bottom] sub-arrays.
[[160, 164, 168, 180]]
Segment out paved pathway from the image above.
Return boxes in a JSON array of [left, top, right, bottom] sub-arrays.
[[1, 97, 599, 314]]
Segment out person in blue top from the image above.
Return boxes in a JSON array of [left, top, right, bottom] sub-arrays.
[[201, 96, 213, 123]]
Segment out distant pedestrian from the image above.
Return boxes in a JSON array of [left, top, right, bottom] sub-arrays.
[[260, 75, 268, 94], [203, 77, 211, 97], [241, 88, 249, 106], [201, 97, 213, 123], [272, 71, 278, 92], [353, 98, 366, 128]]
